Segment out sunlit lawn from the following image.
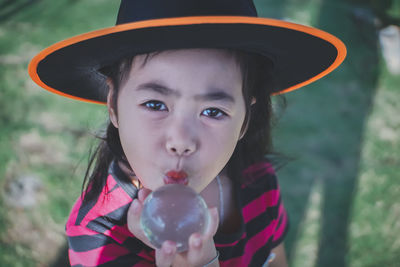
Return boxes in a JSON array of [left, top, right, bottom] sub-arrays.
[[0, 0, 399, 266]]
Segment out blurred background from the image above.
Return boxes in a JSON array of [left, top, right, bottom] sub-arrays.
[[0, 0, 399, 266]]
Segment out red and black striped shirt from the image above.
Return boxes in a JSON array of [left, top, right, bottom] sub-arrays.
[[66, 161, 289, 266]]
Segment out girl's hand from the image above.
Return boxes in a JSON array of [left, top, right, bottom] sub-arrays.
[[127, 188, 220, 267]]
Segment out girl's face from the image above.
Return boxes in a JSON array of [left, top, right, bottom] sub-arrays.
[[109, 49, 246, 193]]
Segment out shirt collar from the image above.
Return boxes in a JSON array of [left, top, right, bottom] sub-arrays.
[[109, 160, 138, 199]]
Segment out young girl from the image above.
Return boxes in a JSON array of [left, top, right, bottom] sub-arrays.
[[28, 0, 346, 266]]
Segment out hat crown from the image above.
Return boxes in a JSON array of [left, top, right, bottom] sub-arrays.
[[116, 0, 258, 24]]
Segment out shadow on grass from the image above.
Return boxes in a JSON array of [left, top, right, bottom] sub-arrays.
[[0, 0, 39, 22], [280, 0, 385, 266], [315, 1, 380, 266]]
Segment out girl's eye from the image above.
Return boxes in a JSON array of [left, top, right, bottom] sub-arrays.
[[142, 100, 167, 111], [202, 108, 227, 119]]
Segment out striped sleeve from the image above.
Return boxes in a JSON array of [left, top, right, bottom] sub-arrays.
[[66, 173, 156, 266], [67, 225, 154, 267], [242, 161, 289, 249], [215, 161, 289, 266], [271, 185, 289, 248]]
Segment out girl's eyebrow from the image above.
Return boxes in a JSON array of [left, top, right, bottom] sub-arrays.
[[136, 82, 180, 97], [136, 82, 236, 104]]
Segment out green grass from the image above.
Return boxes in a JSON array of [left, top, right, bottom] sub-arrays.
[[0, 0, 112, 264], [1, 0, 399, 266], [347, 67, 400, 267]]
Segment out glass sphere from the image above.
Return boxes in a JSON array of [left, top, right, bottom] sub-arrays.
[[140, 184, 210, 252]]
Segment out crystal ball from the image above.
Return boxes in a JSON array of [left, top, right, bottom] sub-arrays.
[[140, 184, 210, 252]]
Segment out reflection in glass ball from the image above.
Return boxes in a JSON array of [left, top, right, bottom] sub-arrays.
[[140, 184, 210, 252]]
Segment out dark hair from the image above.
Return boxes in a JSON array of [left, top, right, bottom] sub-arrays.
[[81, 49, 286, 203]]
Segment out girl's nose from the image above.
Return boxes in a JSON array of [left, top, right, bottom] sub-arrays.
[[165, 118, 197, 157]]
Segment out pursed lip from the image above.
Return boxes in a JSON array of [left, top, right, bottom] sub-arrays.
[[163, 170, 189, 185]]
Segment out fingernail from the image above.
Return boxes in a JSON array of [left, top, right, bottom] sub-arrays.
[[194, 237, 201, 247], [165, 246, 172, 254]]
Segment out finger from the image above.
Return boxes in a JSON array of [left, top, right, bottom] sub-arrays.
[[127, 199, 155, 249], [205, 207, 219, 237], [138, 187, 152, 202], [187, 231, 217, 266], [186, 208, 219, 265], [127, 199, 142, 235], [188, 207, 218, 249], [188, 232, 203, 251], [155, 241, 177, 267], [187, 233, 203, 265]]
